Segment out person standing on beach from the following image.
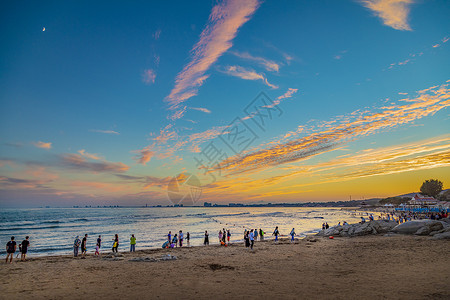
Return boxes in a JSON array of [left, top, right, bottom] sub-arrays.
[[222, 228, 226, 244], [219, 230, 223, 244], [168, 231, 172, 244], [73, 236, 81, 257], [186, 232, 190, 247], [227, 230, 231, 244], [259, 229, 265, 240], [204, 230, 209, 246], [290, 228, 296, 242], [249, 229, 254, 250], [244, 230, 250, 249], [5, 236, 16, 264], [130, 234, 136, 252], [81, 234, 88, 258], [112, 234, 119, 253], [97, 235, 102, 249], [254, 229, 258, 241], [20, 236, 30, 261], [273, 226, 280, 242], [179, 230, 183, 247]]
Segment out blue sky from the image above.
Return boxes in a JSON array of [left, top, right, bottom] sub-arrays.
[[1, 0, 449, 207]]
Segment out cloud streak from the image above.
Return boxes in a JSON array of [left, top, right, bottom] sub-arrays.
[[230, 51, 280, 72], [164, 0, 260, 119], [219, 65, 278, 89], [61, 153, 129, 173], [89, 129, 120, 135], [190, 107, 212, 114], [361, 0, 414, 31]]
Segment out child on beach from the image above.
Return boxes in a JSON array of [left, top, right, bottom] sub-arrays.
[[227, 230, 231, 244], [172, 234, 178, 248], [95, 243, 100, 256], [290, 228, 296, 242]]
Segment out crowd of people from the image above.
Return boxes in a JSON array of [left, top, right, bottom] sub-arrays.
[[72, 233, 137, 258], [5, 225, 307, 262]]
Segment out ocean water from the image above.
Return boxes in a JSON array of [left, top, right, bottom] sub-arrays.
[[0, 207, 368, 256]]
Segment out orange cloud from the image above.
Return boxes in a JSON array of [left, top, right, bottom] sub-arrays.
[[134, 149, 155, 165], [33, 141, 52, 149], [361, 0, 414, 31], [164, 0, 260, 118], [218, 82, 450, 175]]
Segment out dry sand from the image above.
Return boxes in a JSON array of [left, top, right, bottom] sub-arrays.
[[1, 235, 449, 299]]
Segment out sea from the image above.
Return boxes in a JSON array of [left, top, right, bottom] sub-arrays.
[[0, 207, 369, 257]]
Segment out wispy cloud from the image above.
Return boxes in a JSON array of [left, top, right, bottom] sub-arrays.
[[153, 29, 161, 40], [219, 65, 278, 89], [77, 149, 102, 160], [333, 50, 348, 60], [33, 141, 52, 149], [243, 88, 298, 121], [89, 129, 120, 135], [230, 51, 280, 72], [361, 0, 414, 31], [218, 82, 450, 175], [431, 36, 449, 49], [3, 142, 23, 148], [142, 69, 156, 84], [164, 0, 260, 120], [61, 153, 129, 173], [190, 107, 212, 114]]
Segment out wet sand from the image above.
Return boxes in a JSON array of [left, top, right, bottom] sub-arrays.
[[1, 235, 449, 299]]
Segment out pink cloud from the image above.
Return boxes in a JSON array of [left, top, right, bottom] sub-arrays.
[[142, 69, 156, 84], [164, 0, 260, 119], [33, 141, 52, 149]]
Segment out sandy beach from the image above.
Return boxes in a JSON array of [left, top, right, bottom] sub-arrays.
[[1, 235, 449, 300]]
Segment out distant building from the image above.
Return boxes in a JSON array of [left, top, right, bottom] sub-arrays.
[[409, 194, 437, 206]]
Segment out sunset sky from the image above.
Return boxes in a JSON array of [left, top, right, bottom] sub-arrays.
[[1, 0, 449, 207]]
